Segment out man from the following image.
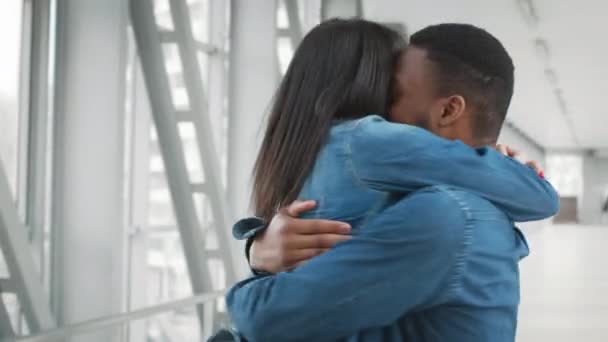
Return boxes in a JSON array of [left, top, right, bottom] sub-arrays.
[[225, 24, 557, 341]]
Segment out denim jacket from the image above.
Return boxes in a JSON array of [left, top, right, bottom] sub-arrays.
[[227, 115, 559, 342]]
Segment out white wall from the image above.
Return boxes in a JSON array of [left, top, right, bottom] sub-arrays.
[[580, 155, 608, 225], [498, 123, 545, 169], [498, 124, 549, 230]]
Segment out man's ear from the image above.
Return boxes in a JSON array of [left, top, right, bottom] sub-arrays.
[[437, 95, 466, 127]]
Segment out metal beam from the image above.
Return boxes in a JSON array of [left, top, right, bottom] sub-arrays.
[[0, 295, 15, 339], [321, 0, 363, 20], [0, 162, 55, 333], [167, 0, 237, 283], [299, 0, 322, 32], [158, 30, 218, 54], [17, 0, 33, 220], [25, 0, 53, 289], [0, 278, 16, 293], [284, 0, 303, 46]]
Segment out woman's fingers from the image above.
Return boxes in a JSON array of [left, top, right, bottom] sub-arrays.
[[284, 200, 317, 217], [288, 249, 331, 269], [288, 233, 352, 250], [496, 144, 509, 156]]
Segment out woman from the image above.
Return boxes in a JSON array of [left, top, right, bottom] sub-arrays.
[[252, 18, 407, 221], [227, 19, 558, 341]]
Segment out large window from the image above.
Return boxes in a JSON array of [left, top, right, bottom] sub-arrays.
[[0, 1, 25, 198], [275, 0, 321, 75], [124, 0, 229, 339], [0, 1, 25, 279], [276, 0, 295, 74], [0, 0, 32, 335]]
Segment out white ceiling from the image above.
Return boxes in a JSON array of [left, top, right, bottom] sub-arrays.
[[362, 0, 608, 151]]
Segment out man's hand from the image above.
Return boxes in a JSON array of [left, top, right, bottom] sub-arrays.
[[250, 200, 352, 274], [496, 144, 545, 178]]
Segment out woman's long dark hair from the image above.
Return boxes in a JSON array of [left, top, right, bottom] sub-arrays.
[[253, 18, 406, 220]]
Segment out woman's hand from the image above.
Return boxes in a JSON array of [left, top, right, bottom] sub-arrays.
[[250, 201, 352, 273], [496, 144, 545, 178]]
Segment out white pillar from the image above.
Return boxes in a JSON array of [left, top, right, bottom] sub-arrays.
[[50, 1, 128, 341], [498, 123, 546, 169], [227, 0, 278, 277], [124, 52, 152, 342]]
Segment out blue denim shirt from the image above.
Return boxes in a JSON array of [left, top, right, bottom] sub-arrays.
[[226, 115, 559, 342]]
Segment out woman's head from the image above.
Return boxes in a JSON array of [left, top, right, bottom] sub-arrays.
[[253, 18, 406, 220]]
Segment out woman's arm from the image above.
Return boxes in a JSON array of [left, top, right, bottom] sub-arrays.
[[233, 203, 352, 274], [348, 115, 559, 222]]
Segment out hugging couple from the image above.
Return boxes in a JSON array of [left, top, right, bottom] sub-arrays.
[[213, 18, 558, 342]]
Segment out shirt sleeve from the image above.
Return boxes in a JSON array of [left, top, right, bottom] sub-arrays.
[[232, 217, 269, 276], [233, 217, 266, 240], [348, 115, 559, 222], [226, 187, 468, 342]]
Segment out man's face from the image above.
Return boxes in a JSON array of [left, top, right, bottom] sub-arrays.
[[389, 46, 441, 133]]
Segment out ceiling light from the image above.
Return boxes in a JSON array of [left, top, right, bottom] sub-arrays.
[[544, 68, 558, 85], [534, 38, 551, 62], [516, 0, 540, 27]]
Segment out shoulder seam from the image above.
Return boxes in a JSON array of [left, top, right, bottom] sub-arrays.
[[344, 117, 372, 189], [433, 187, 475, 302]]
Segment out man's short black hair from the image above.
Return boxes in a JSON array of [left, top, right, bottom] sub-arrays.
[[410, 23, 514, 140]]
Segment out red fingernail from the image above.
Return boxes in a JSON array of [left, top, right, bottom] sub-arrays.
[[539, 171, 545, 179]]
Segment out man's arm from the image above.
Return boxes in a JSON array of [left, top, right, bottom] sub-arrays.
[[245, 145, 547, 275], [227, 187, 468, 341], [349, 115, 559, 221]]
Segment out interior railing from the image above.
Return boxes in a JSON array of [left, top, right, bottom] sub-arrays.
[[3, 290, 226, 342]]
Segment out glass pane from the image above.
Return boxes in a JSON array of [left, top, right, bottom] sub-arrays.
[[148, 126, 177, 227], [197, 51, 209, 89], [277, 0, 289, 29], [188, 0, 209, 43], [162, 43, 190, 111], [146, 230, 193, 305], [128, 299, 228, 342], [178, 122, 205, 184], [145, 310, 200, 342], [220, 114, 228, 187], [123, 3, 233, 340], [147, 125, 193, 307], [2, 293, 19, 334], [0, 251, 9, 278], [153, 0, 174, 31], [547, 154, 583, 197], [0, 0, 24, 197], [277, 36, 294, 75]]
